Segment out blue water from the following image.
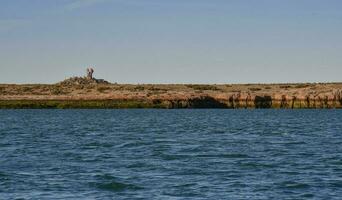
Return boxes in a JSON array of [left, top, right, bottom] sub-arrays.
[[0, 110, 342, 199]]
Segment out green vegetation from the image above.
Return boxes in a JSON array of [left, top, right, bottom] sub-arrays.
[[0, 100, 167, 109], [1, 98, 340, 109], [279, 85, 292, 89], [249, 88, 262, 91], [134, 86, 145, 91], [294, 84, 311, 88], [51, 88, 64, 95], [186, 84, 220, 91], [97, 86, 111, 93]]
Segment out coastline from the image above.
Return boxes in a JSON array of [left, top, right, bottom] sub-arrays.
[[1, 82, 341, 109]]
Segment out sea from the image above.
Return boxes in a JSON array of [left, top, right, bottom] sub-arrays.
[[0, 109, 342, 199]]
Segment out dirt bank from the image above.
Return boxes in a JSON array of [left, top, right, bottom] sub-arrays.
[[0, 81, 341, 108]]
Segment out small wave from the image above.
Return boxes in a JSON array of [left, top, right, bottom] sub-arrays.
[[96, 181, 143, 192], [173, 183, 197, 188], [0, 172, 9, 181], [94, 174, 116, 180], [160, 154, 189, 161], [239, 162, 278, 169], [114, 141, 151, 148], [301, 193, 315, 198], [82, 141, 114, 149], [278, 181, 310, 189], [92, 174, 143, 192], [328, 181, 342, 188], [196, 153, 249, 158], [126, 162, 151, 169]]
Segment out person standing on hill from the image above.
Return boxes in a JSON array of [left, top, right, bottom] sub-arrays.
[[86, 67, 94, 79]]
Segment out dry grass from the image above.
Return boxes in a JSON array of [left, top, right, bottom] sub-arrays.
[[0, 82, 341, 102]]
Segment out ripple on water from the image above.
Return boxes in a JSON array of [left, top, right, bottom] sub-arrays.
[[195, 153, 250, 159], [1, 110, 342, 199], [95, 181, 143, 192], [91, 174, 143, 192], [277, 181, 311, 189], [0, 172, 9, 182]]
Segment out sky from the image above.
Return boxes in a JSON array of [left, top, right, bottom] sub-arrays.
[[0, 0, 341, 84]]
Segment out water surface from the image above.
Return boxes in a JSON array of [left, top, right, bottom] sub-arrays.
[[0, 110, 342, 199]]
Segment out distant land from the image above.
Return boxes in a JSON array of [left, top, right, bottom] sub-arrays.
[[0, 73, 341, 109]]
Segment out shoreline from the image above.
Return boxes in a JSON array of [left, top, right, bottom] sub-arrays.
[[1, 82, 341, 109]]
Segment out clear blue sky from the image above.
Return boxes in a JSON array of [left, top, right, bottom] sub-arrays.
[[1, 0, 341, 84]]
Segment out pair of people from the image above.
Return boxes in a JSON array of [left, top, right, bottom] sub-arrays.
[[87, 68, 94, 79]]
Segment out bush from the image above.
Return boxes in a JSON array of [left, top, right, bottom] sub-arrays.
[[97, 86, 110, 93], [279, 85, 292, 89], [134, 86, 145, 91], [150, 87, 167, 92], [22, 87, 33, 93], [50, 86, 67, 95], [186, 84, 219, 91], [294, 84, 310, 88], [0, 87, 4, 94], [249, 88, 262, 91]]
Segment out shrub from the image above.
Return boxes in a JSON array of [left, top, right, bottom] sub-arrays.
[[134, 86, 145, 91], [294, 84, 310, 88], [51, 88, 63, 95], [186, 84, 219, 91], [97, 86, 110, 93], [49, 86, 68, 95], [150, 87, 167, 92], [249, 88, 262, 91], [279, 85, 292, 89], [22, 87, 33, 93]]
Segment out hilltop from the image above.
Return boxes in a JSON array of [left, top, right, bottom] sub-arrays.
[[58, 76, 110, 86]]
